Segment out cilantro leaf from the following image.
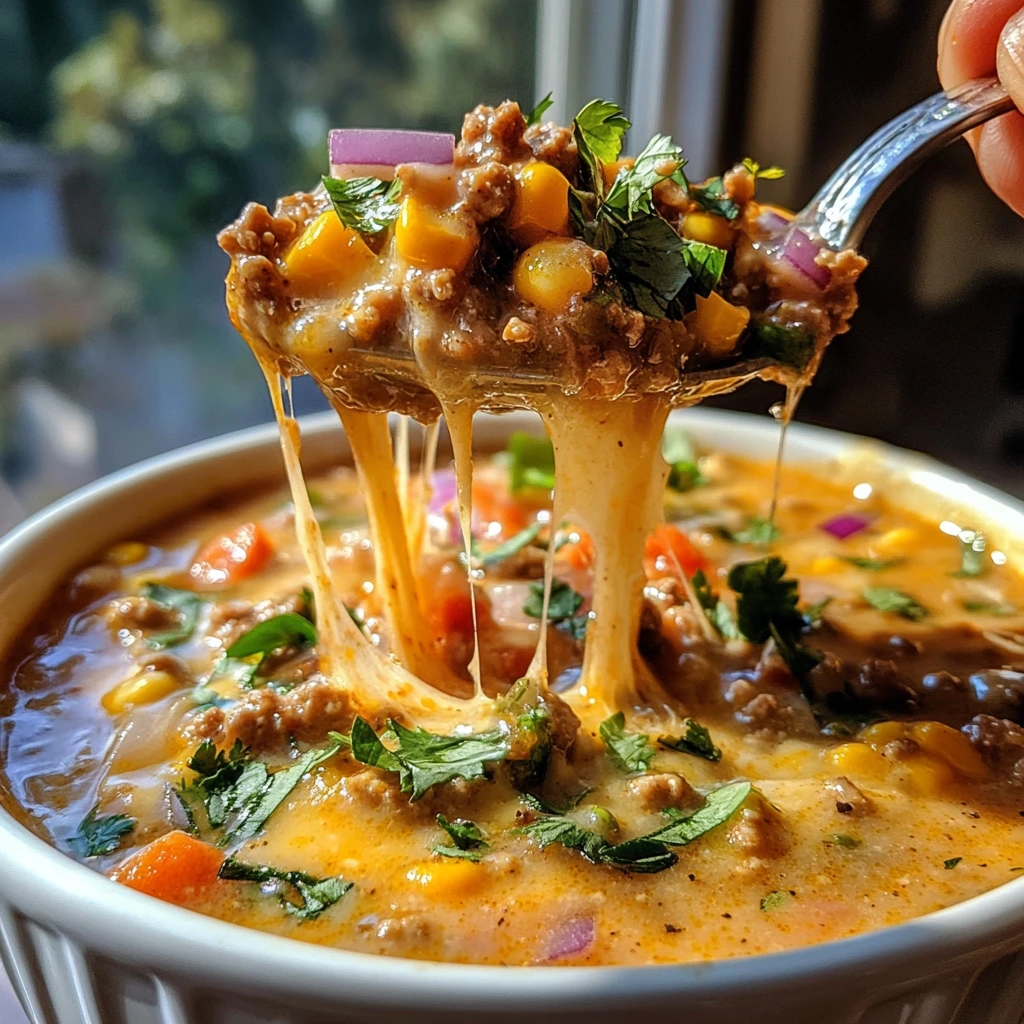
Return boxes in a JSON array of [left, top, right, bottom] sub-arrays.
[[843, 557, 904, 572], [682, 241, 727, 298], [963, 600, 1016, 616], [645, 781, 751, 845], [604, 133, 686, 217], [691, 569, 741, 640], [600, 712, 656, 773], [219, 857, 352, 920], [226, 613, 318, 660], [687, 177, 740, 220], [944, 857, 962, 870], [741, 157, 785, 180], [802, 597, 832, 629], [525, 91, 553, 127], [574, 98, 631, 168], [606, 213, 692, 319], [519, 815, 609, 863], [751, 323, 816, 370], [141, 583, 203, 649], [598, 837, 679, 873], [523, 579, 584, 622], [68, 808, 135, 858], [724, 516, 780, 548], [658, 719, 722, 762], [953, 531, 986, 578], [661, 422, 705, 492], [436, 813, 487, 850], [499, 678, 554, 790], [760, 890, 788, 911], [349, 717, 509, 801], [507, 432, 555, 492], [480, 522, 542, 567], [863, 587, 929, 621], [322, 175, 401, 234]]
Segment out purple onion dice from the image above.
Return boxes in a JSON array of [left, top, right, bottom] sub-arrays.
[[820, 513, 871, 540], [329, 129, 455, 168]]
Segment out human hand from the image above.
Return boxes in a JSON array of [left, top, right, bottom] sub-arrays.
[[938, 0, 1024, 214]]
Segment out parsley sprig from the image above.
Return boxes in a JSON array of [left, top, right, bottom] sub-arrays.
[[141, 583, 203, 649], [322, 175, 401, 234], [69, 808, 136, 858], [219, 857, 352, 920], [599, 712, 656, 773]]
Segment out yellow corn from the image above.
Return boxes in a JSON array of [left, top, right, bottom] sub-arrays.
[[827, 742, 888, 779], [105, 541, 149, 566], [395, 196, 477, 271], [874, 527, 917, 555], [508, 161, 570, 245], [282, 210, 377, 296], [513, 239, 594, 312], [682, 211, 735, 249], [406, 858, 485, 897], [902, 754, 955, 795], [684, 292, 750, 357], [808, 555, 845, 575], [860, 720, 907, 751], [102, 669, 180, 715], [910, 721, 987, 779]]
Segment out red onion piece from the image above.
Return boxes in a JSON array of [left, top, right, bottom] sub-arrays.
[[820, 513, 871, 540], [757, 208, 791, 235], [329, 129, 455, 168], [428, 469, 458, 515], [545, 916, 595, 961], [780, 228, 831, 289]]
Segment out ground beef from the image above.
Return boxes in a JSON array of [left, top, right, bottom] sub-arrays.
[[962, 714, 1024, 772], [627, 772, 700, 812], [68, 564, 122, 605], [104, 595, 181, 634], [825, 776, 872, 816], [458, 161, 516, 223], [208, 590, 309, 648], [727, 803, 784, 864], [455, 101, 532, 168], [186, 678, 356, 750], [523, 121, 578, 179]]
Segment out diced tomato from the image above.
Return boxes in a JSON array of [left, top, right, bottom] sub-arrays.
[[190, 521, 275, 587], [471, 479, 529, 539], [109, 830, 224, 906], [644, 524, 708, 578], [425, 566, 489, 639], [557, 527, 595, 571]]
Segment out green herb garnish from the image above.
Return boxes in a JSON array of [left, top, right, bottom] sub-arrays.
[[760, 890, 788, 911], [348, 717, 508, 802], [68, 808, 135, 858], [600, 712, 656, 773], [741, 157, 785, 180], [480, 522, 542, 567], [604, 133, 686, 218], [140, 583, 203, 649], [953, 531, 986, 578], [803, 597, 832, 629], [523, 580, 587, 640], [724, 516, 780, 548], [692, 569, 741, 639], [661, 424, 706, 492], [962, 600, 1016, 616], [944, 857, 962, 870], [219, 857, 352, 920], [573, 98, 631, 191], [843, 557, 904, 572], [432, 814, 488, 860], [687, 176, 740, 220], [826, 834, 862, 849], [863, 587, 929, 621], [659, 719, 722, 762], [507, 432, 555, 492], [525, 91, 553, 127], [322, 175, 401, 234], [751, 323, 816, 370], [225, 613, 318, 660]]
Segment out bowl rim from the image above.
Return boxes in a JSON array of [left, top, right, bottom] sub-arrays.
[[2, 407, 1024, 1012]]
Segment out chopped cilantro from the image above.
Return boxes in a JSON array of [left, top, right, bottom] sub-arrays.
[[741, 157, 785, 180], [523, 579, 585, 623], [525, 91, 553, 127], [863, 587, 929, 621], [687, 176, 740, 220], [573, 99, 631, 190], [944, 857, 962, 870], [724, 516, 780, 548], [751, 323, 816, 370], [219, 857, 352, 920], [507, 432, 555, 492], [225, 613, 318, 660], [658, 719, 722, 762], [682, 241, 727, 298], [606, 214, 694, 319], [480, 522, 542, 567], [68, 808, 135, 858], [348, 717, 508, 801], [963, 600, 1016, 616], [140, 583, 203, 649], [499, 677, 554, 790], [692, 569, 741, 640], [661, 424, 706, 492], [600, 712, 656, 773], [826, 834, 862, 849], [953, 531, 986, 578], [760, 890, 788, 911], [604, 133, 686, 218], [436, 814, 487, 850], [643, 782, 751, 845], [843, 557, 904, 572], [321, 175, 401, 234]]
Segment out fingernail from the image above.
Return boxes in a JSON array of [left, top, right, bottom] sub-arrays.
[[937, 1, 961, 87], [998, 7, 1024, 110]]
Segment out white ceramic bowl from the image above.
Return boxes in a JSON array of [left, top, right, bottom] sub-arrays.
[[2, 409, 1024, 1024]]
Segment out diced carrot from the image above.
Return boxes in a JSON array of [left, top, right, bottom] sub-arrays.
[[645, 524, 708, 578], [109, 831, 224, 906], [558, 528, 595, 571], [471, 479, 529, 538], [190, 521, 275, 587]]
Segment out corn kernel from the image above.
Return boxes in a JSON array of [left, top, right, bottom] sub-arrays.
[[683, 292, 750, 357], [910, 721, 988, 779], [105, 542, 149, 566], [508, 161, 570, 245], [808, 555, 845, 575], [827, 742, 889, 779], [874, 527, 917, 555], [902, 754, 955, 795], [406, 859, 485, 897], [682, 211, 735, 249], [102, 669, 180, 715], [395, 196, 477, 271], [860, 721, 907, 751], [513, 239, 594, 312], [283, 210, 377, 296]]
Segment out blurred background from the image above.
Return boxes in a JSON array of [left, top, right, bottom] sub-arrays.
[[0, 0, 1021, 540]]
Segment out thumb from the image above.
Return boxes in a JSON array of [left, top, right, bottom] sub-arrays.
[[997, 7, 1024, 113]]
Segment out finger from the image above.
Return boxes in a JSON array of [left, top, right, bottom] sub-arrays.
[[938, 0, 1024, 86], [999, 7, 1024, 108], [975, 111, 1024, 214]]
